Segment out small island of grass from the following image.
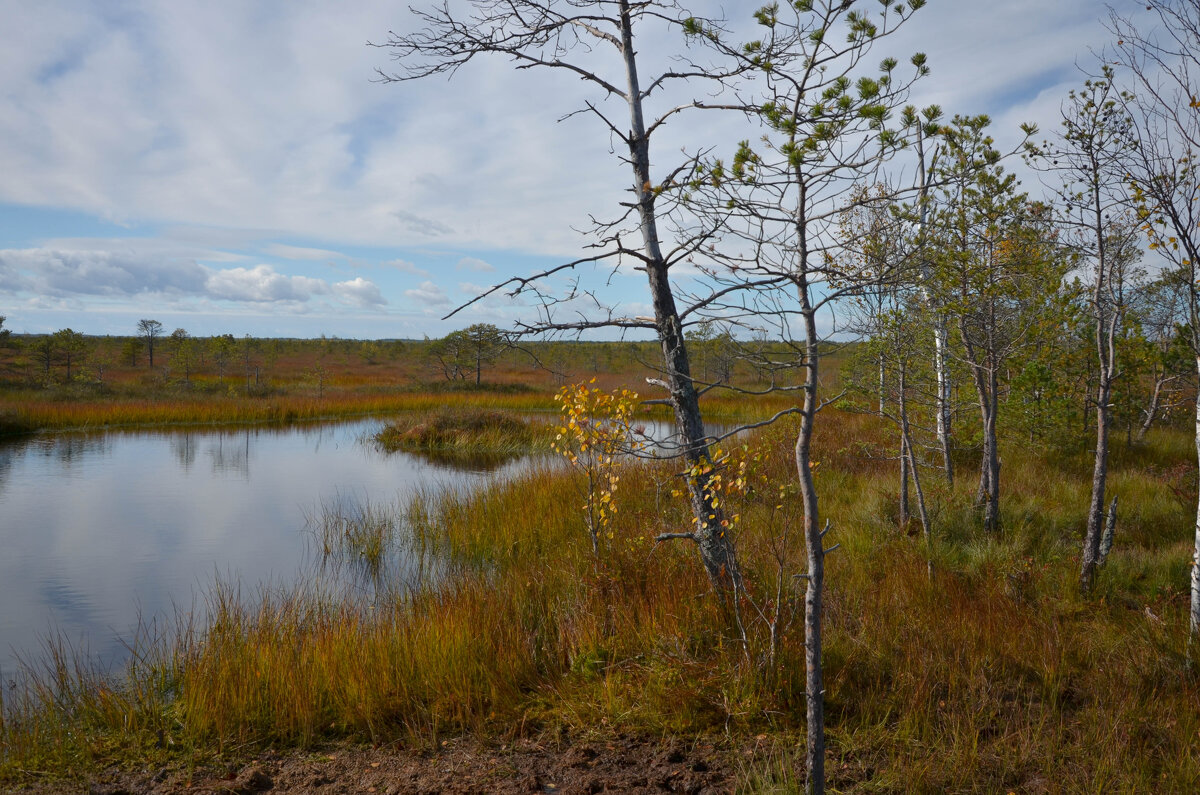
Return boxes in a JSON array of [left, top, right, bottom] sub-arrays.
[[374, 409, 556, 456]]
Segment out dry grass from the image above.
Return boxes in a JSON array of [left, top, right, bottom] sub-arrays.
[[2, 361, 1199, 791]]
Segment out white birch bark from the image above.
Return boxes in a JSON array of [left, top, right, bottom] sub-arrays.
[[914, 123, 954, 484], [1191, 355, 1200, 649]]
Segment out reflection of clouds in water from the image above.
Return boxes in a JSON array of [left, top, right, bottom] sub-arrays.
[[0, 418, 537, 677], [37, 581, 96, 627]]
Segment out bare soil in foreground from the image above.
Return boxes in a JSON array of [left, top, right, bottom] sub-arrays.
[[4, 734, 750, 794]]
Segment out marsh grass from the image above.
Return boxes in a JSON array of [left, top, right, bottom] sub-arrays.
[[305, 495, 399, 572], [3, 407, 1200, 791], [0, 389, 559, 433], [374, 409, 556, 457]]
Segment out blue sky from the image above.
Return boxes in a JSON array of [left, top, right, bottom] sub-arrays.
[[0, 0, 1148, 338]]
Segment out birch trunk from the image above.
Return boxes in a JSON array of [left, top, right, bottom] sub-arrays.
[[1080, 380, 1113, 591], [934, 320, 954, 485], [1191, 355, 1200, 653], [1081, 189, 1116, 593], [915, 123, 954, 485]]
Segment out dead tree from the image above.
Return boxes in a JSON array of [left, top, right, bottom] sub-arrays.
[[374, 0, 745, 593]]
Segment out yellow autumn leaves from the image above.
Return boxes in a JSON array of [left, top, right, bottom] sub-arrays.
[[553, 380, 641, 549]]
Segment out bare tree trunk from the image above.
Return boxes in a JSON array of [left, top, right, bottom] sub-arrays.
[[878, 354, 886, 417], [969, 363, 990, 507], [899, 360, 933, 578], [1191, 356, 1200, 656], [969, 364, 1000, 533], [983, 372, 1000, 533], [915, 123, 954, 485], [1081, 189, 1117, 593], [934, 320, 954, 485], [795, 281, 824, 795], [1136, 375, 1170, 443], [899, 430, 910, 528], [980, 403, 1000, 532], [790, 158, 825, 792], [1081, 380, 1113, 591], [618, 1, 738, 593]]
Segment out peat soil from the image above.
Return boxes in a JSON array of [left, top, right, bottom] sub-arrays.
[[3, 734, 751, 794]]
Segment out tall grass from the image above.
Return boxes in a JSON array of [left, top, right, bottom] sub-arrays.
[[3, 409, 1200, 791]]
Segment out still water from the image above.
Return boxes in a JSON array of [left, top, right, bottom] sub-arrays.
[[0, 419, 538, 678]]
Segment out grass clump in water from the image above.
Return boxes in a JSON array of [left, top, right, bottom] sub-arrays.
[[305, 495, 397, 571], [374, 409, 554, 455]]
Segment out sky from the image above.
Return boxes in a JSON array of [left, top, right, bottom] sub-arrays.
[[0, 0, 1156, 339]]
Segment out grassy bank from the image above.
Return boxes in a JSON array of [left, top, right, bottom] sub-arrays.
[[0, 387, 557, 434], [2, 411, 1198, 791]]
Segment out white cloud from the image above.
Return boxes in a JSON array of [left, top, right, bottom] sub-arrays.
[[263, 243, 347, 261], [0, 248, 385, 310], [392, 210, 454, 237], [404, 280, 449, 306], [0, 0, 1161, 339], [383, 258, 429, 276], [0, 1, 1126, 262], [204, 265, 327, 303], [332, 277, 386, 307], [0, 248, 208, 296], [456, 256, 495, 273]]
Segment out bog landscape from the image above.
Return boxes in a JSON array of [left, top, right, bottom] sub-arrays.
[[3, 1, 1200, 793]]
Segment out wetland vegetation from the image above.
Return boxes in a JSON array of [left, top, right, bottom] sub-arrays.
[[0, 328, 1198, 791]]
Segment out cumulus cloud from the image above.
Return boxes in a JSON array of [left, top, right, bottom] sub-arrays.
[[404, 280, 449, 306], [204, 264, 327, 303], [332, 277, 386, 307]]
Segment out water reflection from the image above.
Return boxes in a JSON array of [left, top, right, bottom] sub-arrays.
[[301, 492, 448, 605], [0, 419, 529, 678], [170, 433, 197, 470], [403, 448, 531, 473], [0, 440, 15, 498], [206, 429, 251, 477], [30, 434, 112, 470], [0, 415, 741, 679]]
